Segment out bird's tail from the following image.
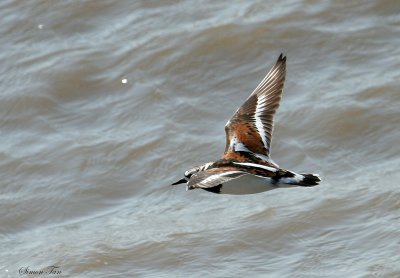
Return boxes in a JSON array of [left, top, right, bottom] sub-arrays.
[[298, 173, 321, 186], [276, 170, 321, 187]]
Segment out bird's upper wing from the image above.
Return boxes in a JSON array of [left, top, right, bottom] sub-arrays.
[[224, 54, 286, 160], [187, 168, 248, 189]]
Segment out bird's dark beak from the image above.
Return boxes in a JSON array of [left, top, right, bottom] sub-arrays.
[[171, 178, 187, 185]]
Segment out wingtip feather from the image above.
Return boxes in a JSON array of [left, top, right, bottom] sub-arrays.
[[278, 53, 286, 63]]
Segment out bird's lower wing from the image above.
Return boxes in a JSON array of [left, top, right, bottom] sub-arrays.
[[187, 169, 248, 190]]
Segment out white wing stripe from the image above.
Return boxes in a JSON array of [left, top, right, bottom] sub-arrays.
[[255, 95, 268, 149], [233, 162, 277, 172], [200, 171, 244, 186]]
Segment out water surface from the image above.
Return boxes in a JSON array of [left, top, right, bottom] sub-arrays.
[[1, 1, 400, 277]]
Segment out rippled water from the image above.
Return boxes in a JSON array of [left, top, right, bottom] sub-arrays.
[[1, 0, 400, 277]]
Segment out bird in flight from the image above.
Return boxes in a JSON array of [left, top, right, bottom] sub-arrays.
[[172, 54, 321, 194]]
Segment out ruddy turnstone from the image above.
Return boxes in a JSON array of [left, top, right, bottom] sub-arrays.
[[172, 54, 321, 194]]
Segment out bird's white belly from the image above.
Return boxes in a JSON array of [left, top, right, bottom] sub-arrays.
[[219, 175, 275, 195], [218, 174, 299, 195]]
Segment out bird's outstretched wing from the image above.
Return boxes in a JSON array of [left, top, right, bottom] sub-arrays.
[[224, 54, 286, 160]]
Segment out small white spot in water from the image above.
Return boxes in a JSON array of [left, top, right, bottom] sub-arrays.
[[121, 78, 127, 84], [103, 262, 108, 265], [96, 259, 101, 263], [38, 24, 43, 29], [5, 270, 8, 272]]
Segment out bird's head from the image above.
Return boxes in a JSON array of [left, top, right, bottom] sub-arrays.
[[171, 166, 201, 185]]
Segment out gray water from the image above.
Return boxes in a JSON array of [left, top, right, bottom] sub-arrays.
[[1, 1, 400, 277]]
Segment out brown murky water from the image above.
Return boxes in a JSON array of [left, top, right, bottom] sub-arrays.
[[1, 1, 400, 277]]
